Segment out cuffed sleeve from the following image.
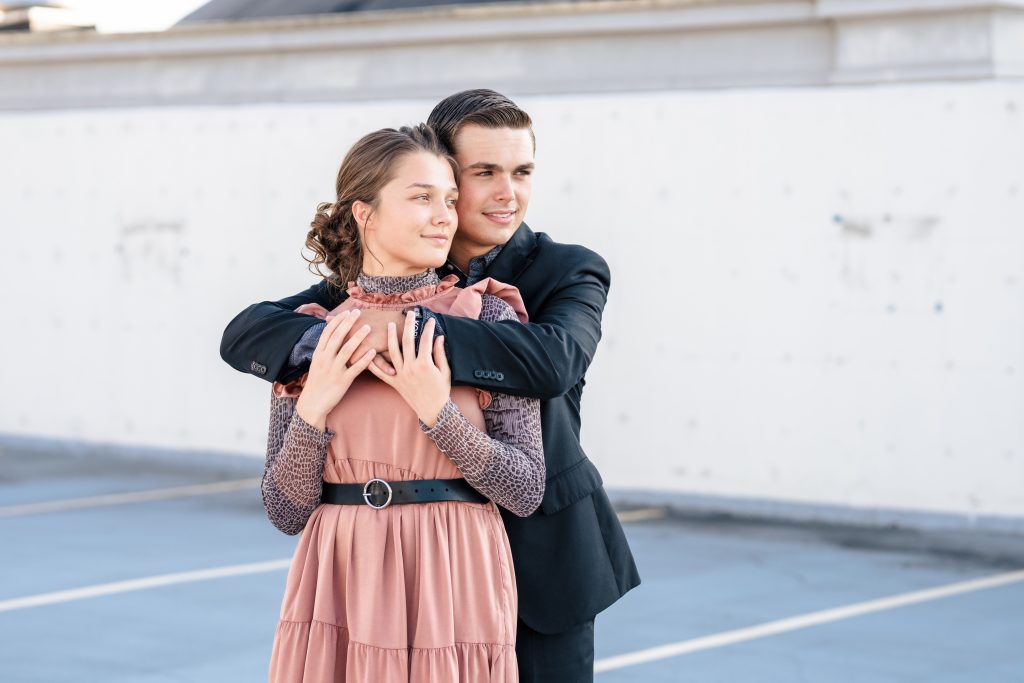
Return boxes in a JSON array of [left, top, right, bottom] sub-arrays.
[[261, 391, 334, 535]]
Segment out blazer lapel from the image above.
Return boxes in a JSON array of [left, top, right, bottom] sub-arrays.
[[486, 222, 538, 284]]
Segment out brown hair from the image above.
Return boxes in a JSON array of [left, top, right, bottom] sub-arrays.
[[426, 89, 534, 155], [304, 124, 457, 289]]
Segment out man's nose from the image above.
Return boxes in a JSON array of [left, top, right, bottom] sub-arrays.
[[494, 175, 514, 202]]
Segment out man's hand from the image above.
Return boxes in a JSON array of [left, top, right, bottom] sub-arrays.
[[342, 308, 406, 376]]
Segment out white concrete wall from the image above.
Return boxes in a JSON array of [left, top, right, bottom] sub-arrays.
[[1, 0, 1022, 525]]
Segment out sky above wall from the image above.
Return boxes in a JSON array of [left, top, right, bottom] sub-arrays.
[[60, 0, 209, 32]]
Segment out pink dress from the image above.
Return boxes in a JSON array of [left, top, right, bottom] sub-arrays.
[[266, 275, 536, 682]]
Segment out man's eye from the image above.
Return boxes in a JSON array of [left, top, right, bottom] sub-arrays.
[[515, 170, 532, 176], [476, 171, 492, 177]]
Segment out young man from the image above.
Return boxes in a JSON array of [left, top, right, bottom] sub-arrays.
[[221, 89, 640, 682]]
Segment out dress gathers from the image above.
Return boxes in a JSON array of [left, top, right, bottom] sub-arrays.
[[264, 272, 541, 682]]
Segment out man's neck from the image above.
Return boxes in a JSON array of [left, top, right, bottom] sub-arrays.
[[448, 242, 497, 274]]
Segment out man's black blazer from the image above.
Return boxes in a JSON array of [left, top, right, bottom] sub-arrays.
[[220, 223, 640, 634]]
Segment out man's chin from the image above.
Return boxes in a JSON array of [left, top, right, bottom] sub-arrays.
[[480, 221, 521, 241]]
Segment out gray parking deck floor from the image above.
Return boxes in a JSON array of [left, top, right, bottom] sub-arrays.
[[2, 443, 1023, 682]]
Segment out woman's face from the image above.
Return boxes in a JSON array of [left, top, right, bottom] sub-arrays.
[[357, 151, 459, 276]]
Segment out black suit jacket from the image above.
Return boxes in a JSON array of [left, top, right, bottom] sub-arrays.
[[220, 223, 640, 633]]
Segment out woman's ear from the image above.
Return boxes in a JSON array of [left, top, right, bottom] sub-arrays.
[[351, 200, 372, 231]]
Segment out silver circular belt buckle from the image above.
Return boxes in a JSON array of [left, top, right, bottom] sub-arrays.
[[362, 478, 393, 510]]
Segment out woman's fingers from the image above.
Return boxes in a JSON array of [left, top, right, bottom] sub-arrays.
[[402, 311, 417, 361], [367, 356, 397, 386], [316, 309, 361, 358], [417, 318, 435, 362], [336, 323, 372, 364], [314, 310, 349, 356], [433, 336, 449, 375], [371, 353, 397, 376], [386, 322, 403, 372], [345, 348, 376, 378], [322, 309, 362, 357]]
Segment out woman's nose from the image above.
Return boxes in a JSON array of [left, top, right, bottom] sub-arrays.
[[434, 203, 454, 224]]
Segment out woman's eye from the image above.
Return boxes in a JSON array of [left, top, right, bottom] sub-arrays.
[[446, 198, 458, 206]]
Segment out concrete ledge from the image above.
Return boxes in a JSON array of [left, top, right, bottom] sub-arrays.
[[608, 488, 1024, 535], [0, 0, 1022, 110]]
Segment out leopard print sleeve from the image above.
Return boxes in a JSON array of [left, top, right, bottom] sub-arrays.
[[420, 294, 545, 517], [261, 390, 334, 535]]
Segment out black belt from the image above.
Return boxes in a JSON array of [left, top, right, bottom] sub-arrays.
[[320, 478, 488, 510]]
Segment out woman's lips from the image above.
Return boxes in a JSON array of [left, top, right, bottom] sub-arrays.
[[422, 235, 449, 245]]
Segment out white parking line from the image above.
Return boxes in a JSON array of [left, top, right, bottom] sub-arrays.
[[594, 568, 1024, 673], [617, 507, 667, 523], [0, 559, 292, 613], [0, 479, 261, 517]]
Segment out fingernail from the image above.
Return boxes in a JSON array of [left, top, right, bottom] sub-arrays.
[[362, 325, 370, 332], [350, 308, 360, 316]]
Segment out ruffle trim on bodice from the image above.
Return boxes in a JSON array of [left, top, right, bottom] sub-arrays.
[[345, 274, 460, 308]]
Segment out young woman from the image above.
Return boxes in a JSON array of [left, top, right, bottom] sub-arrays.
[[260, 124, 544, 682]]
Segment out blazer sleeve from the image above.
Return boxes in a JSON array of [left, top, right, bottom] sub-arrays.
[[436, 247, 610, 400], [219, 280, 346, 384]]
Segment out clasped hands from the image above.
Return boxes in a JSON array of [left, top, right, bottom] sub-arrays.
[[294, 307, 450, 431]]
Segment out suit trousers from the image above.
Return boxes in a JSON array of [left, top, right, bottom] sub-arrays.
[[516, 617, 595, 683]]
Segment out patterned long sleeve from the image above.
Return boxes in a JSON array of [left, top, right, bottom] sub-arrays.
[[420, 294, 545, 517], [261, 391, 334, 535]]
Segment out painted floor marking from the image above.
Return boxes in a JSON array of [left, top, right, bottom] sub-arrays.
[[594, 568, 1024, 673], [617, 507, 667, 523], [0, 559, 292, 613], [0, 478, 261, 518]]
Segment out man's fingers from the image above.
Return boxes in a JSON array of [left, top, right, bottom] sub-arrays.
[[417, 318, 435, 362], [295, 303, 330, 318]]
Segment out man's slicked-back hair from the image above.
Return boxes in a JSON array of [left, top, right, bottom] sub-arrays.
[[427, 88, 535, 155]]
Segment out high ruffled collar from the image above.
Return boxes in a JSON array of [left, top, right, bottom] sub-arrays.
[[348, 270, 459, 305]]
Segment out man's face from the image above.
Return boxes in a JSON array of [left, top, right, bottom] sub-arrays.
[[451, 124, 535, 252]]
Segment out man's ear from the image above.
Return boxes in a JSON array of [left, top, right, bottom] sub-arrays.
[[351, 200, 372, 231]]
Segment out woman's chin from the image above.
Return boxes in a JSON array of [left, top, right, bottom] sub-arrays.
[[422, 253, 450, 270]]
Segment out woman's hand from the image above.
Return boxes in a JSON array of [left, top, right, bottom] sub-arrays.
[[367, 311, 451, 427], [295, 309, 376, 431]]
